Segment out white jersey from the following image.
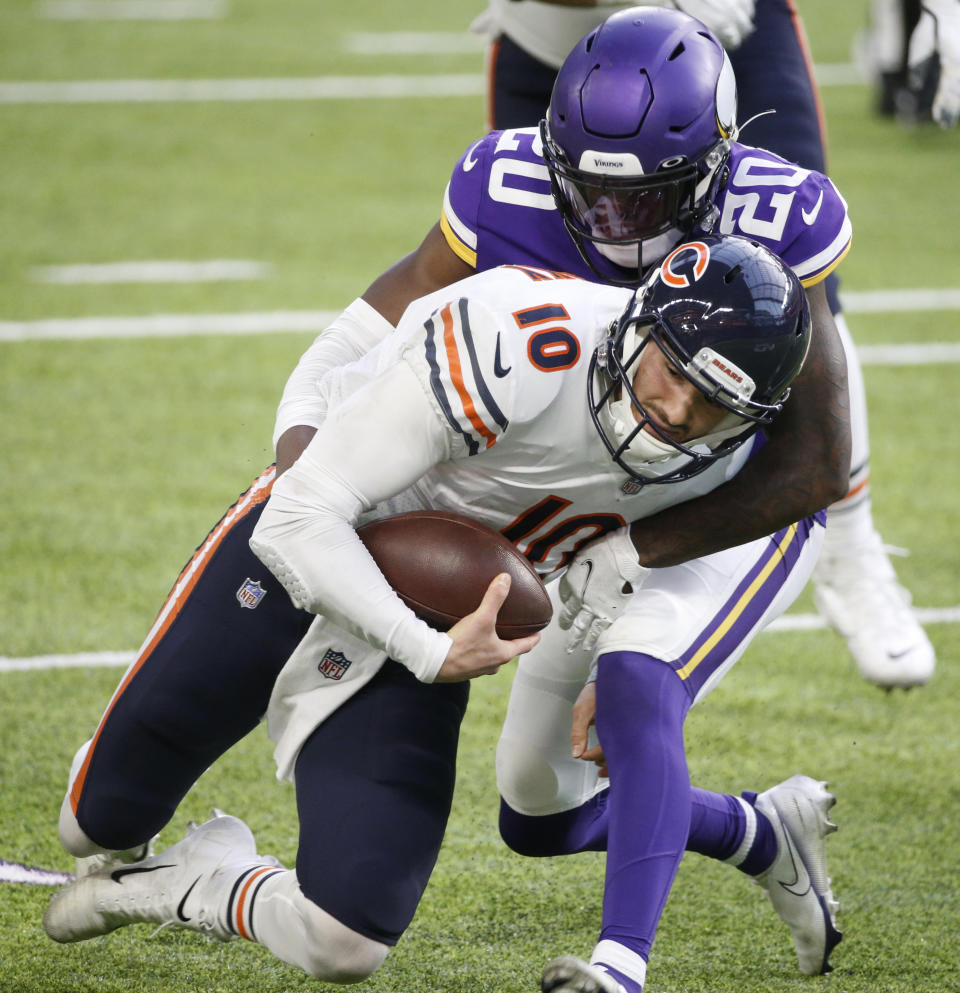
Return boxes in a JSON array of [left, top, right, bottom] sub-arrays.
[[476, 0, 624, 69], [251, 264, 779, 779], [253, 265, 752, 671], [385, 265, 753, 568]]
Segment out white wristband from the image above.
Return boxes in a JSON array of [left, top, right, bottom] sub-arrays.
[[272, 298, 395, 447]]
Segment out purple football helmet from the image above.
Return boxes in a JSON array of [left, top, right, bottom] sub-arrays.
[[542, 6, 738, 284]]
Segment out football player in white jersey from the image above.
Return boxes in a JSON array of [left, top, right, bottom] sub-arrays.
[[44, 21, 861, 915], [472, 0, 937, 689], [45, 237, 842, 990]]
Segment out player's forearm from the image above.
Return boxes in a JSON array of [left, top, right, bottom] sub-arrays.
[[254, 364, 455, 681], [627, 434, 843, 568], [272, 298, 396, 473], [276, 425, 318, 477]]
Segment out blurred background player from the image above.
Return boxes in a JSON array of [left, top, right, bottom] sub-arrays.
[[859, 0, 960, 126], [470, 0, 936, 689]]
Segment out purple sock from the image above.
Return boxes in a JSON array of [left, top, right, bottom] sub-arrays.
[[687, 786, 747, 858], [592, 651, 693, 962]]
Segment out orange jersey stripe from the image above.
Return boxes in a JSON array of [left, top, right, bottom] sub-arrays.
[[69, 467, 276, 812], [441, 302, 499, 450]]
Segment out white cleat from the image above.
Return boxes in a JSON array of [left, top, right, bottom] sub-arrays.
[[814, 532, 935, 689], [753, 775, 842, 975], [542, 956, 625, 993], [44, 812, 269, 944]]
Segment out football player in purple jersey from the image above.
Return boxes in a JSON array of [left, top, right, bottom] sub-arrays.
[[472, 0, 936, 689]]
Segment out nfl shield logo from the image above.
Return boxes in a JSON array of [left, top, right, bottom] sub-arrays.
[[236, 578, 267, 610], [620, 479, 644, 495], [319, 649, 352, 681]]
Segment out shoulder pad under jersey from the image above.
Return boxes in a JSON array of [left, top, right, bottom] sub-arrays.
[[399, 266, 625, 455], [714, 143, 852, 287]]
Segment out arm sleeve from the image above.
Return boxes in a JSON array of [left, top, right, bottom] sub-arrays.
[[252, 359, 456, 683], [272, 298, 396, 448]]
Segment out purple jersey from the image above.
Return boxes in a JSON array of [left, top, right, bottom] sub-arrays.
[[441, 127, 851, 288]]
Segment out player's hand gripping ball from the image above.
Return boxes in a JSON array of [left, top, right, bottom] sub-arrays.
[[358, 511, 552, 638]]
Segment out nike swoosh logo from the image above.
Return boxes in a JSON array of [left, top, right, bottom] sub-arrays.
[[493, 333, 512, 378], [176, 875, 202, 922], [801, 189, 824, 225], [462, 140, 481, 173], [888, 647, 915, 659], [579, 559, 594, 600], [110, 863, 174, 883], [778, 825, 813, 898]]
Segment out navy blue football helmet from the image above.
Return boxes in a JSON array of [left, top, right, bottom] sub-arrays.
[[589, 235, 811, 486], [542, 6, 738, 284]]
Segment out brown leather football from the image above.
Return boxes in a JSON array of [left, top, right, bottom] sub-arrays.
[[357, 511, 552, 639]]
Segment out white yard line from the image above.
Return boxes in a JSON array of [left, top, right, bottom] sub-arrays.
[[855, 342, 960, 365], [0, 651, 135, 672], [31, 260, 271, 284], [3, 604, 959, 672], [0, 62, 865, 106], [3, 323, 958, 360], [0, 75, 486, 105], [840, 288, 960, 313], [812, 62, 864, 86], [0, 860, 73, 886], [35, 0, 226, 19], [0, 310, 339, 340], [343, 31, 485, 55]]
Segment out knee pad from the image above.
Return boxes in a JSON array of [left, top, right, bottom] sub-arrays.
[[495, 736, 561, 815], [58, 792, 103, 858]]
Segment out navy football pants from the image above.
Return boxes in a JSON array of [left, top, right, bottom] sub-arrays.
[[70, 468, 468, 944]]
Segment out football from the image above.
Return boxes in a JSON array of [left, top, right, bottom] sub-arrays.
[[357, 511, 552, 639]]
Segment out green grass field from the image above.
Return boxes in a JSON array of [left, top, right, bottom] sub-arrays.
[[1, 1, 959, 991]]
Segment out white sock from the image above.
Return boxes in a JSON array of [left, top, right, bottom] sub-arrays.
[[591, 939, 647, 990], [822, 496, 882, 560], [239, 868, 388, 982], [723, 795, 758, 868]]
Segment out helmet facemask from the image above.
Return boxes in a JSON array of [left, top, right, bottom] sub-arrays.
[[590, 308, 762, 485], [589, 234, 812, 487], [543, 119, 731, 284]]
